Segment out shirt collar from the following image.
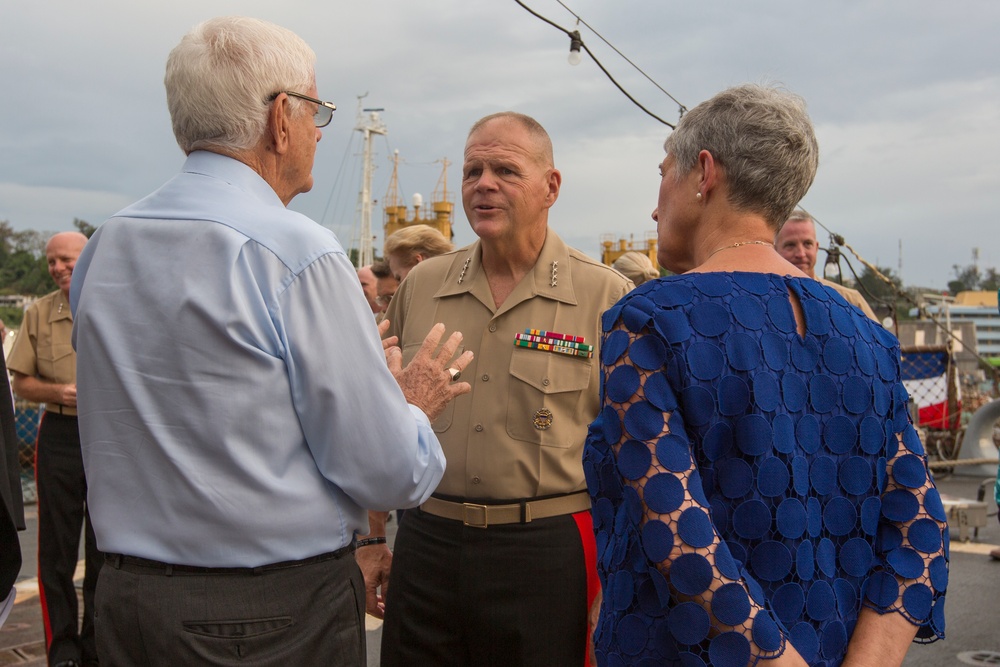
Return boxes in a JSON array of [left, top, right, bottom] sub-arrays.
[[182, 150, 286, 210], [434, 229, 579, 311], [47, 290, 72, 324]]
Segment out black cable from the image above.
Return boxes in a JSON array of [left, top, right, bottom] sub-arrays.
[[805, 204, 1000, 384], [553, 0, 687, 115], [512, 0, 677, 128], [320, 130, 361, 228], [577, 41, 676, 129], [839, 254, 896, 309], [837, 242, 1000, 384]]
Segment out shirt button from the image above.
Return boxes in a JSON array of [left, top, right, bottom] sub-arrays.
[[482, 374, 490, 382], [475, 424, 484, 432], [472, 476, 481, 484], [489, 323, 497, 332], [542, 378, 550, 386]]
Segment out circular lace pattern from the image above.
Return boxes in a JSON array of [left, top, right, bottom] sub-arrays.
[[585, 273, 948, 666]]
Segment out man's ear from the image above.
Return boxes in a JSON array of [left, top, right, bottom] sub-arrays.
[[543, 168, 562, 208], [267, 93, 292, 155]]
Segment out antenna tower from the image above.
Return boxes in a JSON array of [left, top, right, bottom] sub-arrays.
[[353, 95, 386, 267]]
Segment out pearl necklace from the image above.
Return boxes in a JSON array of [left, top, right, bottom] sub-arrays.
[[707, 239, 773, 258]]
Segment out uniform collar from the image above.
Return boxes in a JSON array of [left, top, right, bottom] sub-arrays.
[[47, 290, 72, 323], [434, 229, 579, 315]]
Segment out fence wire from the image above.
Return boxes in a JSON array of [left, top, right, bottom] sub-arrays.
[[14, 400, 39, 503]]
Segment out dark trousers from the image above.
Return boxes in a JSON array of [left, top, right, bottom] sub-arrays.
[[96, 549, 366, 666], [381, 507, 589, 667], [35, 413, 101, 666]]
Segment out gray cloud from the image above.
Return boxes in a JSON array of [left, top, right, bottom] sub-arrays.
[[2, 0, 998, 289]]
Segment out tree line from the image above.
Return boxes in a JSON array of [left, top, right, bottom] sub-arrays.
[[0, 219, 994, 328]]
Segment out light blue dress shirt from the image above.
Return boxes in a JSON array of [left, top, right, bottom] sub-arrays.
[[71, 151, 445, 567]]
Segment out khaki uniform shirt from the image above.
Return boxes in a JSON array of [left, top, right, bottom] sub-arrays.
[[7, 290, 76, 413], [386, 230, 632, 500], [818, 277, 879, 321]]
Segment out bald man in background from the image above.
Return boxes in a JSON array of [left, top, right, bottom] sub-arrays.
[[8, 231, 101, 667], [774, 210, 879, 321]]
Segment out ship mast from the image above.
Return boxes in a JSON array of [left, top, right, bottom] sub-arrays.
[[353, 96, 386, 268]]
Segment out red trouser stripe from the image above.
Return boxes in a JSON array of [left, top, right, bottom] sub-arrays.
[[572, 509, 599, 667], [33, 419, 54, 650]]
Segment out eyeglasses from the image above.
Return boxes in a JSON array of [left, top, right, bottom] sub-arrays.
[[375, 293, 393, 307], [268, 91, 336, 128]]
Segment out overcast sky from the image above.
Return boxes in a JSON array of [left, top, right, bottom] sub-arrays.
[[2, 1, 998, 289]]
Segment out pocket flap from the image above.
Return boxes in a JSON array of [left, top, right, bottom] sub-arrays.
[[509, 348, 591, 394]]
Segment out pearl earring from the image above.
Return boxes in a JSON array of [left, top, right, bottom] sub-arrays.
[[696, 192, 702, 201]]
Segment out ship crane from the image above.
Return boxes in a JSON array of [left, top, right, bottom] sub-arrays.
[[353, 96, 386, 268]]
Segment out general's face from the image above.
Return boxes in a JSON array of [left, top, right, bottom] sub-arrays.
[[775, 219, 818, 276], [461, 119, 559, 245], [652, 155, 699, 272], [285, 83, 323, 202], [46, 233, 87, 295]]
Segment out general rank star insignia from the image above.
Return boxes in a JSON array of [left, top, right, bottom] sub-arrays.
[[533, 408, 553, 430]]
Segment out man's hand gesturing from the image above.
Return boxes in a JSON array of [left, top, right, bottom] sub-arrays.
[[387, 323, 473, 422]]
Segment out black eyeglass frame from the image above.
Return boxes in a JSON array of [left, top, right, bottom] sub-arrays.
[[268, 91, 337, 128]]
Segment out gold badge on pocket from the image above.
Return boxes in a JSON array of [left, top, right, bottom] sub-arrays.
[[533, 408, 554, 430]]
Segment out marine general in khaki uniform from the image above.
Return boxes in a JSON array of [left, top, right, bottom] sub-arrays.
[[7, 231, 102, 667], [368, 112, 632, 667]]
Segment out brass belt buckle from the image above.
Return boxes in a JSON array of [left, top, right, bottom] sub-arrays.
[[462, 503, 489, 528]]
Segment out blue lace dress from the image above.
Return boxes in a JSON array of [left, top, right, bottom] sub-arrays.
[[584, 272, 947, 667]]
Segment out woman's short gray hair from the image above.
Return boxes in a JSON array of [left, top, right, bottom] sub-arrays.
[[165, 16, 316, 154], [664, 84, 819, 229]]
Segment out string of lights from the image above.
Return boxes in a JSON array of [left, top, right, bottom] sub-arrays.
[[511, 1, 997, 387], [552, 0, 687, 116], [512, 0, 681, 128]]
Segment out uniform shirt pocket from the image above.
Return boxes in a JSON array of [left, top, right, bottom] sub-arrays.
[[507, 348, 592, 447], [36, 343, 75, 384]]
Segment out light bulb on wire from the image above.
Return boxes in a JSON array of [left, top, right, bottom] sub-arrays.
[[823, 242, 842, 283], [568, 30, 583, 66]]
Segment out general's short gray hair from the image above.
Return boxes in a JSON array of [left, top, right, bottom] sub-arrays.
[[664, 84, 819, 229], [165, 16, 316, 154], [468, 112, 554, 167]]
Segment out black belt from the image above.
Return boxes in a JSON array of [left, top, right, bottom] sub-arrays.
[[105, 543, 356, 576]]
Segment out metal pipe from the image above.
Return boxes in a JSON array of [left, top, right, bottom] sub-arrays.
[[954, 398, 1000, 476]]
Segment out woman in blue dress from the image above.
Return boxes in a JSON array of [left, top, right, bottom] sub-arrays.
[[584, 84, 947, 667]]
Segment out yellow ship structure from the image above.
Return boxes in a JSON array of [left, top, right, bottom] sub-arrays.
[[350, 97, 454, 267], [600, 232, 659, 268], [383, 151, 455, 242]]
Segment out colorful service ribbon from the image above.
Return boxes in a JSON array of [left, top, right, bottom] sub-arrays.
[[514, 329, 593, 358], [525, 328, 585, 343]]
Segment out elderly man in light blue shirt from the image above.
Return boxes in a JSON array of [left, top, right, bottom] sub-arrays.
[[69, 16, 471, 667]]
